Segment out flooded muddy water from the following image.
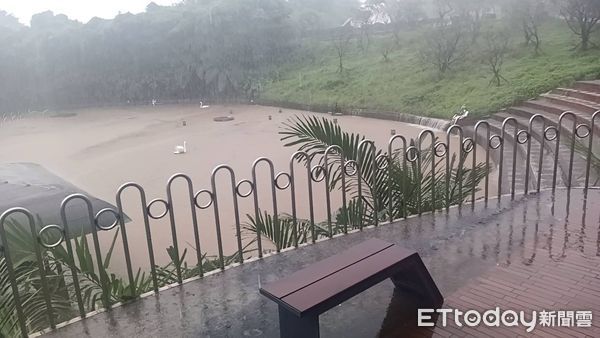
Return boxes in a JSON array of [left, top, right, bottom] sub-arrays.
[[0, 104, 499, 271]]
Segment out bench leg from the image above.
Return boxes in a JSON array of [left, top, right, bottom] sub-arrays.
[[278, 306, 319, 338], [390, 256, 444, 309]]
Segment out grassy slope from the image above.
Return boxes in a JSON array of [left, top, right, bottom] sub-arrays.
[[262, 19, 600, 119]]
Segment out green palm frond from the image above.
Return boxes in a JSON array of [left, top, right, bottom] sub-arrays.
[[279, 115, 490, 230], [281, 115, 384, 192], [1, 214, 249, 336], [242, 211, 322, 251]]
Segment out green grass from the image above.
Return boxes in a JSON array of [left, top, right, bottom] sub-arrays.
[[261, 19, 600, 119]]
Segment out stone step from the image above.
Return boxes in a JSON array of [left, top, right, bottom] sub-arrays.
[[573, 80, 600, 94], [522, 99, 596, 129], [540, 93, 600, 115], [462, 81, 600, 192], [553, 88, 600, 104], [506, 105, 600, 137], [487, 113, 586, 190], [494, 111, 588, 181], [483, 119, 557, 192]]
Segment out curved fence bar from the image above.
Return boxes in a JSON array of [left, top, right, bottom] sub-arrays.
[[388, 135, 408, 221], [357, 140, 378, 228], [23, 209, 56, 329], [585, 111, 600, 190], [166, 173, 201, 281], [499, 117, 519, 200], [418, 130, 436, 215], [461, 137, 475, 206], [336, 149, 349, 234], [473, 121, 491, 205], [557, 112, 578, 189], [527, 115, 546, 194], [252, 158, 280, 253], [116, 183, 157, 292], [289, 151, 314, 245], [59, 194, 98, 317], [210, 165, 241, 268], [4, 112, 600, 337], [446, 125, 464, 210], [324, 146, 342, 237], [0, 209, 34, 337]]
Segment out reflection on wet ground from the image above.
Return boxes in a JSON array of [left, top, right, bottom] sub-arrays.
[[40, 188, 600, 337]]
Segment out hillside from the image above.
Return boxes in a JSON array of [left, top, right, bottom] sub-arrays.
[[261, 19, 600, 119]]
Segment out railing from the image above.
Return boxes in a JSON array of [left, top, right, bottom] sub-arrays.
[[1, 111, 599, 337]]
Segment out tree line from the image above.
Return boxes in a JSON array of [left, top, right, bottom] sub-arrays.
[[348, 0, 599, 86], [0, 0, 361, 112], [0, 0, 599, 112]]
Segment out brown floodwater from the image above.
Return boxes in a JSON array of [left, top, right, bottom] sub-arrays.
[[0, 104, 498, 272]]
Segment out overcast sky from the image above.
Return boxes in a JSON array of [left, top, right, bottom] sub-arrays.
[[0, 1, 178, 24]]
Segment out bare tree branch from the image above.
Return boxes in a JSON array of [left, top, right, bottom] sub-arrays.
[[561, 0, 600, 51]]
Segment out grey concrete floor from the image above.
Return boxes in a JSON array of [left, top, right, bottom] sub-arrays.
[[40, 188, 600, 338]]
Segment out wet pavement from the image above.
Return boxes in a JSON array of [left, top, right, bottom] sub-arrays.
[[40, 188, 600, 337]]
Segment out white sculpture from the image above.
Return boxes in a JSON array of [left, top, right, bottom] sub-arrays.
[[452, 106, 469, 125]]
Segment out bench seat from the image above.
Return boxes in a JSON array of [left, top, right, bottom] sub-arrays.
[[260, 238, 443, 338]]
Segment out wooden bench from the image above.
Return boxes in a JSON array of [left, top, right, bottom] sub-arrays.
[[259, 238, 444, 338]]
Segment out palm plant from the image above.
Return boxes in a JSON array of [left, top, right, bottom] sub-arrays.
[[243, 116, 489, 251], [155, 245, 253, 284], [1, 220, 75, 336], [242, 211, 324, 251], [0, 218, 236, 336], [280, 115, 489, 228]]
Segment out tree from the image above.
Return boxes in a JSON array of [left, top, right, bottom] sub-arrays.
[[509, 0, 546, 54], [332, 26, 353, 73], [386, 0, 426, 45], [0, 0, 297, 112], [453, 0, 486, 44], [483, 31, 510, 86], [0, 10, 22, 31], [381, 37, 395, 62], [433, 0, 454, 24], [561, 0, 600, 51], [420, 24, 466, 76]]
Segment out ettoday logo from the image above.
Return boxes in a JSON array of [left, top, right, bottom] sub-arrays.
[[418, 308, 593, 333]]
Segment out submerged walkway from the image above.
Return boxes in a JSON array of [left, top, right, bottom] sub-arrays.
[[41, 188, 600, 337]]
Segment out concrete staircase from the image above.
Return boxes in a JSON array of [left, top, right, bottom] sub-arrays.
[[461, 80, 600, 194]]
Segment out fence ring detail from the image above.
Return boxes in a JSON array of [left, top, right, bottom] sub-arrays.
[[544, 126, 558, 141], [95, 208, 120, 231], [194, 189, 214, 209], [310, 165, 327, 182], [576, 124, 591, 138], [38, 224, 65, 249], [489, 135, 503, 149], [434, 142, 448, 157], [376, 154, 389, 170], [344, 161, 358, 176], [147, 198, 169, 220], [516, 130, 530, 144], [236, 180, 254, 198], [406, 146, 419, 162], [462, 138, 475, 153], [274, 172, 291, 190]]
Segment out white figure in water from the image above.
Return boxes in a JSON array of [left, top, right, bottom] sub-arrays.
[[174, 141, 187, 154], [152, 99, 157, 106], [200, 101, 210, 109]]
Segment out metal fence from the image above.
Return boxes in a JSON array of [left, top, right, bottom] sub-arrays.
[[1, 111, 599, 337]]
